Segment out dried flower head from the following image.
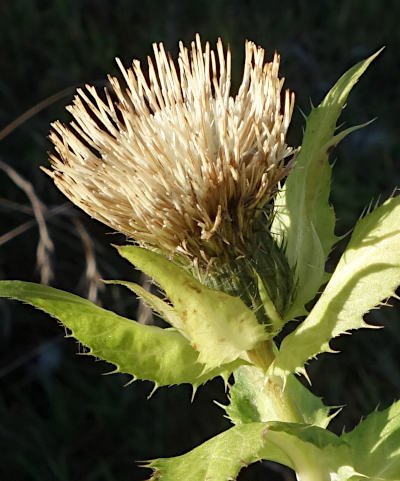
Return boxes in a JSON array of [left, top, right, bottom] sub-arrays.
[[46, 35, 295, 273]]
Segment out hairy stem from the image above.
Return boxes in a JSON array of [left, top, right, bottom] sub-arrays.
[[247, 340, 304, 424]]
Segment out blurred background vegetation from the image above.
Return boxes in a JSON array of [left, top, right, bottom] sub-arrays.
[[0, 1, 399, 480]]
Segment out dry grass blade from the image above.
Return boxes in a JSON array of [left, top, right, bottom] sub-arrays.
[[0, 218, 37, 245], [137, 272, 154, 325], [0, 158, 54, 284], [73, 218, 104, 304], [0, 86, 78, 283], [0, 197, 34, 215], [0, 336, 63, 379], [0, 87, 75, 141], [0, 203, 70, 247]]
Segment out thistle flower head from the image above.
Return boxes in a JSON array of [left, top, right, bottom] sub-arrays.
[[46, 35, 295, 273]]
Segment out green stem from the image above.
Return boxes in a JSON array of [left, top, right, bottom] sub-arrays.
[[267, 431, 331, 481], [266, 375, 304, 424], [247, 340, 304, 424], [247, 339, 275, 371]]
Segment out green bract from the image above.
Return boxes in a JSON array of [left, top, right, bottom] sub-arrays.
[[117, 245, 269, 370]]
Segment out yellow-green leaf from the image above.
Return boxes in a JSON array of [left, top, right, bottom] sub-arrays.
[[0, 280, 242, 388], [272, 49, 382, 320], [272, 195, 400, 378], [147, 421, 353, 481], [342, 400, 400, 480]]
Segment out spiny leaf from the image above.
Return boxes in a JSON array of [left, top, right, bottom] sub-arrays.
[[117, 246, 268, 371], [226, 365, 334, 428], [342, 400, 400, 480], [0, 281, 242, 388], [272, 49, 382, 321], [272, 195, 400, 379], [147, 421, 354, 481]]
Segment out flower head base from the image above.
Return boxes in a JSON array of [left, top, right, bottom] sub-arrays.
[[46, 35, 294, 274]]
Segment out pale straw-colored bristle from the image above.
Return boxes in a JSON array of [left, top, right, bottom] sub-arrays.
[[47, 35, 295, 269]]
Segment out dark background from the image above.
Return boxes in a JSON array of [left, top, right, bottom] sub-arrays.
[[0, 1, 399, 480]]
